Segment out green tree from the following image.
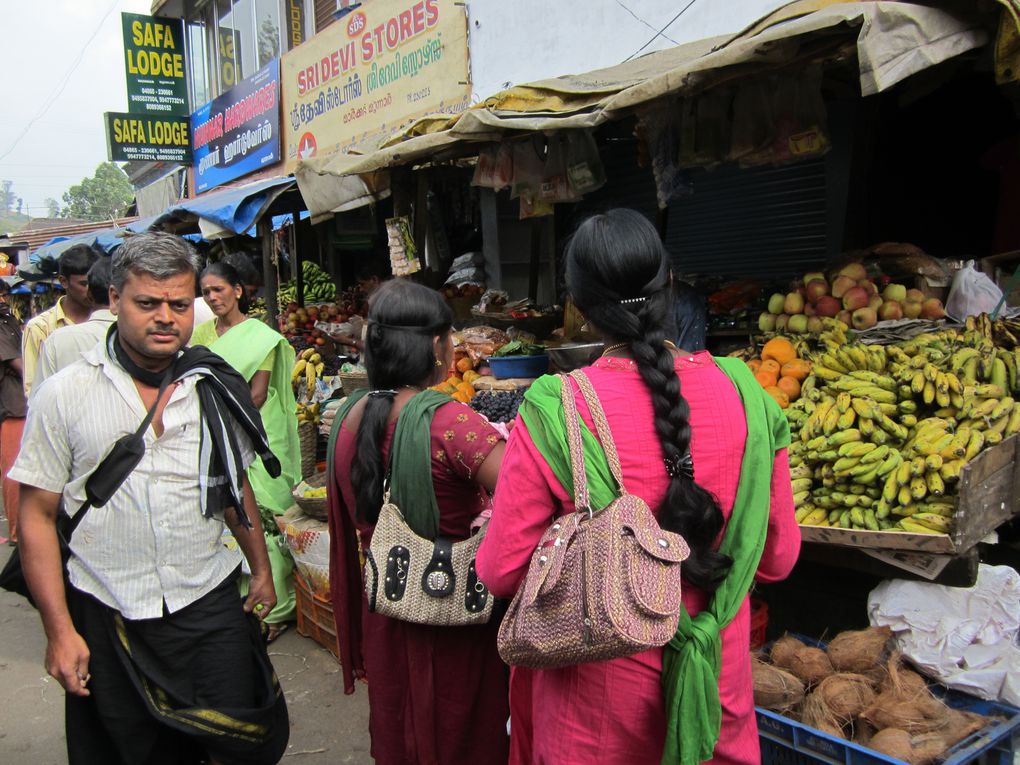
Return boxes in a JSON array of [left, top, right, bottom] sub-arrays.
[[60, 163, 134, 221], [0, 181, 15, 212], [44, 198, 61, 217]]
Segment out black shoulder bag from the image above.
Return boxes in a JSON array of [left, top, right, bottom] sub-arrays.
[[0, 372, 172, 607]]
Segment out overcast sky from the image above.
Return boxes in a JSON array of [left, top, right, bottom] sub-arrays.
[[0, 0, 151, 217]]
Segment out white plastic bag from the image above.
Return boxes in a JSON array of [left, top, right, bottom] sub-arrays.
[[868, 564, 1020, 705], [945, 260, 1003, 320]]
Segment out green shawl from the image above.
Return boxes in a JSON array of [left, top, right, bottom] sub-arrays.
[[194, 319, 302, 514], [328, 388, 452, 539], [519, 357, 790, 765]]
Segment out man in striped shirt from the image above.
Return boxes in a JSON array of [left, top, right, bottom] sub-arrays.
[[12, 233, 288, 765]]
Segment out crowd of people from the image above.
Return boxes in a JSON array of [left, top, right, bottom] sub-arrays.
[[4, 210, 799, 765]]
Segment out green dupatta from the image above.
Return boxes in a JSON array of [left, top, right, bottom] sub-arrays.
[[519, 357, 790, 765], [194, 319, 302, 513], [328, 388, 452, 539]]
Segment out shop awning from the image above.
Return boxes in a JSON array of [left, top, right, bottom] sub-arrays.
[[150, 176, 296, 238], [296, 0, 992, 218]]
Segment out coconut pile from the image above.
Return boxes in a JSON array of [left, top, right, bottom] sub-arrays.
[[753, 628, 990, 764]]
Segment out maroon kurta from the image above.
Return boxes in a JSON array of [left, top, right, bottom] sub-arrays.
[[328, 399, 509, 765]]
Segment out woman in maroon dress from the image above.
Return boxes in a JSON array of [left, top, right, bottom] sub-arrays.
[[327, 280, 509, 765]]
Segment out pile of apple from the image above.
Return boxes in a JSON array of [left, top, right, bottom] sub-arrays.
[[280, 299, 363, 347], [759, 263, 947, 334]]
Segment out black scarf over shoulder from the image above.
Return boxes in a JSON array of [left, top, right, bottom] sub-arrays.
[[107, 326, 280, 526]]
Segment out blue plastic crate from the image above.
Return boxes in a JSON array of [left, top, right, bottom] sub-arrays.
[[486, 354, 549, 380], [758, 636, 1020, 765]]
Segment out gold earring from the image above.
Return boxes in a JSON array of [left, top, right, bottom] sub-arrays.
[[435, 359, 443, 367]]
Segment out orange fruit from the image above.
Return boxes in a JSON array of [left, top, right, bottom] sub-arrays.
[[761, 338, 797, 366], [777, 376, 801, 401], [746, 359, 762, 374], [754, 370, 779, 389], [456, 357, 474, 374], [780, 359, 812, 381], [760, 359, 781, 377], [764, 386, 790, 409]]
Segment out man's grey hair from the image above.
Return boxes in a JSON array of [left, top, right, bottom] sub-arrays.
[[111, 232, 203, 292]]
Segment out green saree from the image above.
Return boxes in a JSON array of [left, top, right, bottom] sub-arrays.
[[193, 318, 302, 624]]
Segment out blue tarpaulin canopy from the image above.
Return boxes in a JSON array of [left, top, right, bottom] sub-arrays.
[[151, 177, 295, 237]]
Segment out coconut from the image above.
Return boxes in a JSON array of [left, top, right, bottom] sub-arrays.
[[786, 646, 835, 686], [862, 690, 949, 734], [852, 719, 877, 747], [941, 709, 987, 748], [827, 626, 893, 673], [908, 733, 950, 765], [771, 634, 806, 670], [752, 658, 805, 712], [869, 728, 914, 762], [801, 692, 846, 739], [881, 663, 930, 699], [815, 673, 877, 722]]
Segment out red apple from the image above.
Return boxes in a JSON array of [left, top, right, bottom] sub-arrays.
[[832, 275, 858, 299], [775, 314, 791, 332], [803, 303, 816, 317], [921, 298, 946, 319], [767, 293, 786, 315], [838, 263, 868, 282], [759, 312, 777, 332], [315, 337, 326, 346], [852, 307, 878, 330], [803, 271, 826, 286], [878, 301, 903, 321], [882, 284, 907, 303], [815, 295, 841, 317], [905, 288, 926, 304], [805, 279, 829, 303], [843, 286, 870, 311], [837, 310, 853, 326], [286, 302, 298, 312], [868, 294, 884, 312], [807, 316, 824, 334], [858, 280, 879, 296]]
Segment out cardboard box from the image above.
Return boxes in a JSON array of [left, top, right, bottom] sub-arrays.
[[978, 251, 1020, 308], [800, 434, 1020, 555]]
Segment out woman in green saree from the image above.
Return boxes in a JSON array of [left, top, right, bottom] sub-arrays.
[[194, 262, 302, 638]]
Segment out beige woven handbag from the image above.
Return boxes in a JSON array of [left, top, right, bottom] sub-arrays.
[[364, 495, 494, 627], [497, 370, 690, 668]]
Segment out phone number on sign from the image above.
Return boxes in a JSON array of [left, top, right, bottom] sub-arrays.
[[407, 86, 430, 104]]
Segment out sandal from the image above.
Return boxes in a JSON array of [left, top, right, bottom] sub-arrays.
[[266, 623, 290, 643]]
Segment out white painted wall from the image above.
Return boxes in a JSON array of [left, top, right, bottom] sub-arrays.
[[465, 0, 789, 102]]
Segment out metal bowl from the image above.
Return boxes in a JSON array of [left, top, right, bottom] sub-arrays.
[[546, 342, 605, 372]]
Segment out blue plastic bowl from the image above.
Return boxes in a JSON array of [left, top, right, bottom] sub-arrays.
[[486, 354, 550, 380]]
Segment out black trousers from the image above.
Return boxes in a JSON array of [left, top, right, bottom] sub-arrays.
[[65, 573, 288, 765]]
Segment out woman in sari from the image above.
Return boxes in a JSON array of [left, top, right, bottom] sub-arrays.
[[193, 261, 302, 638], [476, 209, 800, 765], [326, 279, 509, 765]]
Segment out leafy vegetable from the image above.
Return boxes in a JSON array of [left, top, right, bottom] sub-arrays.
[[493, 340, 546, 357]]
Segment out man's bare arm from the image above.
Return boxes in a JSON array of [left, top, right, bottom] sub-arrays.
[[223, 477, 276, 618]]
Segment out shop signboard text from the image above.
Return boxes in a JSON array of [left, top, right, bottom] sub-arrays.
[[191, 59, 281, 193], [105, 112, 192, 163], [121, 13, 189, 116], [281, 0, 470, 170]]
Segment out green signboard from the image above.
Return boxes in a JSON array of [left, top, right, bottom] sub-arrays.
[[121, 12, 189, 116], [105, 112, 192, 163]]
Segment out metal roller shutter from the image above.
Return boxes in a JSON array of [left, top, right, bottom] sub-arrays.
[[664, 159, 829, 278]]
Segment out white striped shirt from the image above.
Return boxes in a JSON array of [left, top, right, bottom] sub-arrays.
[[10, 342, 255, 619]]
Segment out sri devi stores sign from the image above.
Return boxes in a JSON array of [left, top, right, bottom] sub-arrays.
[[281, 0, 470, 170]]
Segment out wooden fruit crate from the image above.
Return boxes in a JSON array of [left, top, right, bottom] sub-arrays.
[[800, 434, 1020, 555]]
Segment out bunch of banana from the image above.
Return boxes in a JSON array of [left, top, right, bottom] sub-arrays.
[[965, 312, 1020, 351], [296, 402, 322, 425], [292, 347, 325, 398], [278, 261, 338, 306]]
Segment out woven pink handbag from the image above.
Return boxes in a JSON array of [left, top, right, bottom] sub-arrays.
[[496, 370, 690, 669]]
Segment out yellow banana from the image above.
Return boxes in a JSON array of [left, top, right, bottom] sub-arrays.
[[910, 513, 952, 533], [925, 471, 945, 497], [964, 430, 985, 461]]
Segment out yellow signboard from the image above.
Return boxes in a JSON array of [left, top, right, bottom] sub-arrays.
[[281, 0, 470, 171]]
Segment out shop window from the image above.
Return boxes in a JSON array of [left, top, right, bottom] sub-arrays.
[[181, 0, 310, 109]]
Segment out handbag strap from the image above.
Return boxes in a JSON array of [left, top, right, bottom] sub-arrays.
[[67, 369, 174, 538], [559, 373, 593, 514], [568, 369, 628, 493]]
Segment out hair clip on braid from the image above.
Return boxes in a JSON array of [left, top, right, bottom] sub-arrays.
[[665, 451, 695, 480], [619, 296, 647, 306]]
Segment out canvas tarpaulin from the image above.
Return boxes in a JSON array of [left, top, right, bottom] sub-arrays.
[[296, 1, 993, 219]]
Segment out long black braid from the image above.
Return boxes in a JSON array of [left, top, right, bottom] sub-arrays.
[[565, 209, 731, 592]]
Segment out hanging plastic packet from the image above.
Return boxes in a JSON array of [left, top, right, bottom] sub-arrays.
[[771, 66, 830, 164], [639, 106, 692, 209], [565, 129, 607, 195], [728, 77, 776, 166], [540, 133, 579, 203], [511, 137, 546, 200]]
